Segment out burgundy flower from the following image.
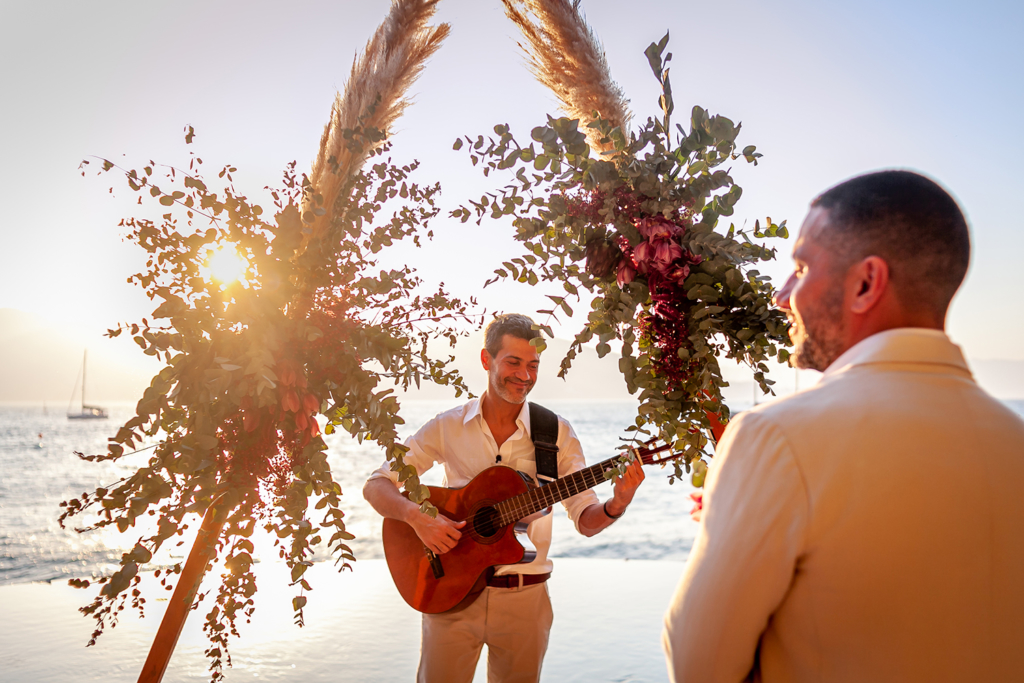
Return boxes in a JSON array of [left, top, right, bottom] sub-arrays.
[[616, 259, 636, 287], [664, 262, 691, 284], [637, 216, 684, 240], [653, 240, 683, 269], [689, 491, 703, 522], [633, 240, 655, 272]]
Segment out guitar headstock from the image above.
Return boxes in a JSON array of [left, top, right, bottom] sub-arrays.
[[632, 437, 684, 466], [627, 407, 726, 466]]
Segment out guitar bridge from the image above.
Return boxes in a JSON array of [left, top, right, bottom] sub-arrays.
[[426, 548, 444, 579]]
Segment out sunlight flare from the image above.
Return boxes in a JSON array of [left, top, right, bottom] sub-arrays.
[[201, 242, 249, 286]]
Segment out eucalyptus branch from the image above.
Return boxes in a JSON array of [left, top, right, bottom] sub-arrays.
[[80, 156, 225, 226]]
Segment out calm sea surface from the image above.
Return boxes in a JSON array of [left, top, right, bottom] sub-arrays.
[[3, 398, 1023, 586]]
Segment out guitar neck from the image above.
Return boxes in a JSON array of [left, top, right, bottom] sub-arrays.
[[493, 456, 623, 527]]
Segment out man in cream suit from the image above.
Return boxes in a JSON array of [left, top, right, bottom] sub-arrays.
[[663, 170, 1024, 682]]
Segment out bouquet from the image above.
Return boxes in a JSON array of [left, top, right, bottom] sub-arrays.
[[454, 1, 791, 477], [63, 1, 467, 679]]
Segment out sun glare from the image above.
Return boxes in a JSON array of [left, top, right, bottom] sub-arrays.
[[201, 243, 249, 286]]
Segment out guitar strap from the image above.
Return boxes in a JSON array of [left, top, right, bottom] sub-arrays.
[[528, 402, 559, 485]]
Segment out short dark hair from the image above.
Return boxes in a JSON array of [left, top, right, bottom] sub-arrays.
[[812, 170, 970, 315], [484, 313, 539, 357]]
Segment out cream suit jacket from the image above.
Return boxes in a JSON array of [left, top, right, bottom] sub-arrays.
[[663, 328, 1024, 682]]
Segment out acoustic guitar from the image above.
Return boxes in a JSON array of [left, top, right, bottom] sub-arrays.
[[382, 426, 722, 614]]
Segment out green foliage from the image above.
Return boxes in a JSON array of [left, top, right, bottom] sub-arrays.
[[454, 34, 790, 478], [63, 125, 474, 680]]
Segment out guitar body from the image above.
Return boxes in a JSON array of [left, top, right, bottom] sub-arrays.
[[381, 432, 708, 614], [383, 465, 536, 614]]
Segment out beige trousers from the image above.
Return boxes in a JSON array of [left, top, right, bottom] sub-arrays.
[[417, 583, 554, 683]]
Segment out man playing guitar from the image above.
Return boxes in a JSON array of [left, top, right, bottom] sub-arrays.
[[363, 313, 646, 683]]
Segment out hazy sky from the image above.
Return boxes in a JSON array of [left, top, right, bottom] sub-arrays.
[[2, 0, 1022, 363]]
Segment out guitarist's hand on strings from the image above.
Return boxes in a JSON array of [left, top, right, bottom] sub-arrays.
[[578, 451, 646, 536], [363, 477, 466, 555], [410, 511, 466, 555], [607, 452, 646, 515]]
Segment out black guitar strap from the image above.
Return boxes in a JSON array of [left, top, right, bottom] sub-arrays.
[[529, 402, 559, 485]]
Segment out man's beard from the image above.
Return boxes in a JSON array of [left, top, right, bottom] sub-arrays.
[[490, 371, 533, 405], [790, 286, 846, 372]]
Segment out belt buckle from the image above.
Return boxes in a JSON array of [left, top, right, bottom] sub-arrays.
[[499, 573, 523, 591]]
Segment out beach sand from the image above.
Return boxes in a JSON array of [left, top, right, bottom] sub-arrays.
[[1, 558, 684, 682]]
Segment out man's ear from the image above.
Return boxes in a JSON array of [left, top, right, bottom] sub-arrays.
[[480, 348, 492, 371], [849, 255, 890, 315]]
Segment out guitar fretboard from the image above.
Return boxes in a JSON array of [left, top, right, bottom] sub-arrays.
[[493, 456, 625, 527]]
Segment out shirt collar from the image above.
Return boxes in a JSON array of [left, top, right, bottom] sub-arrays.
[[463, 394, 532, 433], [822, 327, 970, 379], [463, 397, 483, 425]]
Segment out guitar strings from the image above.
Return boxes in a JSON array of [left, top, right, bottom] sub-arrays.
[[457, 460, 614, 542], [453, 445, 672, 541]]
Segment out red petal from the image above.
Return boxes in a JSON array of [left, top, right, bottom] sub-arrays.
[[283, 390, 299, 412]]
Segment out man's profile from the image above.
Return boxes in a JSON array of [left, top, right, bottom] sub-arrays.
[[663, 170, 1024, 682], [364, 313, 645, 683]]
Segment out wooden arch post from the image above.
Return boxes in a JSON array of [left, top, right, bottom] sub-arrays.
[[137, 499, 230, 683]]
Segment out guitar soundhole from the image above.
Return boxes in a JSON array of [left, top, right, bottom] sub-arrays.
[[469, 504, 503, 544]]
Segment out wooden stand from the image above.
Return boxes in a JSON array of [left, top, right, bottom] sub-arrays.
[[137, 500, 229, 683]]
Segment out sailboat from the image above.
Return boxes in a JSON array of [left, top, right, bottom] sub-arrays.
[[67, 350, 108, 420]]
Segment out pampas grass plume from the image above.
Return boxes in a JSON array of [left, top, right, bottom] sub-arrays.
[[502, 0, 631, 154], [305, 0, 449, 246]]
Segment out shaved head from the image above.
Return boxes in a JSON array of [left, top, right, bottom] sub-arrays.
[[811, 170, 970, 318]]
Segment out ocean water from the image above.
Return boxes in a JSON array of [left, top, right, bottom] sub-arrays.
[[3, 398, 1023, 587], [0, 400, 708, 587]]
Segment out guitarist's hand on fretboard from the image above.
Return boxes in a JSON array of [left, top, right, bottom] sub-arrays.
[[409, 510, 466, 555], [578, 452, 646, 536], [608, 453, 646, 514]]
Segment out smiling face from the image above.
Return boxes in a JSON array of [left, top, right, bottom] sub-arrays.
[[482, 334, 540, 405], [774, 207, 851, 371]]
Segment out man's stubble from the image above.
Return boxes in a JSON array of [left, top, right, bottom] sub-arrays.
[[488, 366, 534, 405], [790, 279, 847, 372]]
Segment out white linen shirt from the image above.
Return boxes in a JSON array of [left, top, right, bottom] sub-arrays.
[[663, 328, 1024, 682], [369, 397, 600, 576]]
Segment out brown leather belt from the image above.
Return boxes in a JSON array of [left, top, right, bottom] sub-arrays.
[[486, 572, 551, 589]]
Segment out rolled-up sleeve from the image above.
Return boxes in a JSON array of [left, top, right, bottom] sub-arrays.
[[663, 412, 810, 682], [367, 416, 444, 484]]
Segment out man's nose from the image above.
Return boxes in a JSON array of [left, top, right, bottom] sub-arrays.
[[774, 274, 795, 310], [514, 364, 535, 380]]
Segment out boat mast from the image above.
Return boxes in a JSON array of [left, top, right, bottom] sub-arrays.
[[82, 350, 87, 409]]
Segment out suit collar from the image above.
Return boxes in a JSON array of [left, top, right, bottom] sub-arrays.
[[823, 328, 970, 379]]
